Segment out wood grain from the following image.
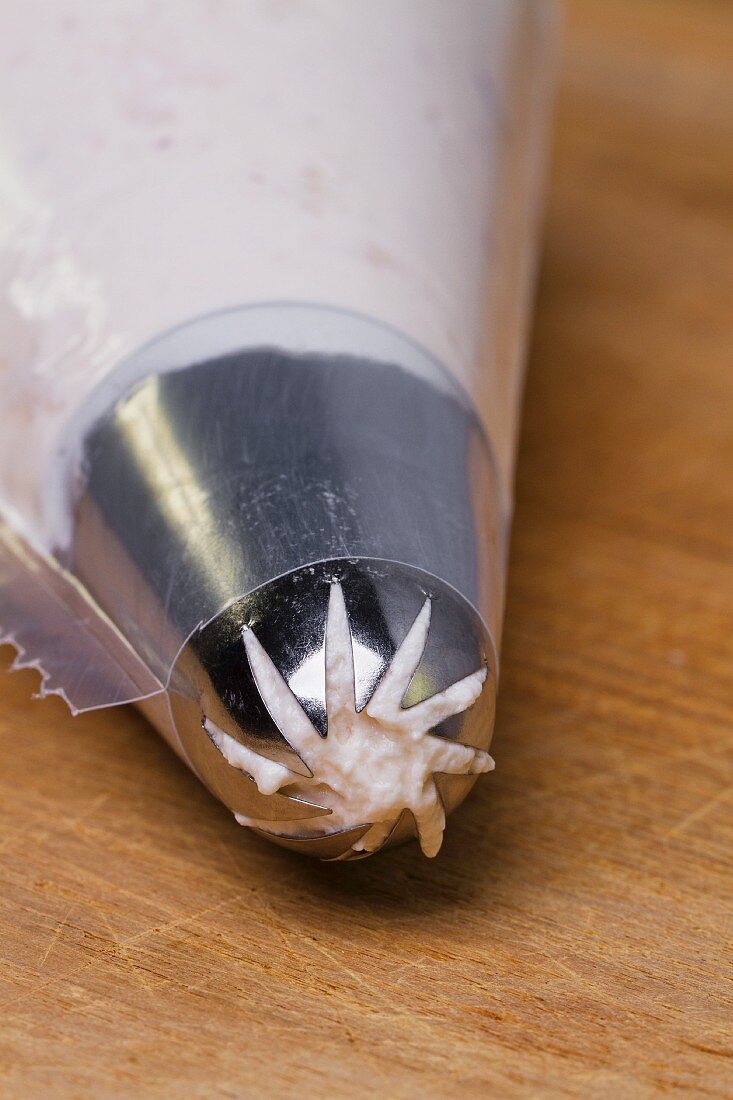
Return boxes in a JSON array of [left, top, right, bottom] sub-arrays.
[[1, 2, 731, 1096]]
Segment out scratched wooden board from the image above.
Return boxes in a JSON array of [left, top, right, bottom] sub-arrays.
[[1, 1, 731, 1097]]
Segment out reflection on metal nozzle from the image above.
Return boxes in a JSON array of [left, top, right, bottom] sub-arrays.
[[60, 307, 504, 857]]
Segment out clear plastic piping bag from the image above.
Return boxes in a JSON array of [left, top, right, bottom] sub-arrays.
[[0, 1, 556, 854]]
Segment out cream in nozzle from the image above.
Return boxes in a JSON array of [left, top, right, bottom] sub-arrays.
[[205, 582, 493, 858]]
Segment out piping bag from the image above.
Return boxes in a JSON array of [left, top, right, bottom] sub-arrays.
[[0, 2, 556, 860]]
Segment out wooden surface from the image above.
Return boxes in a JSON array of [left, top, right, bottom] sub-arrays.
[[1, 2, 732, 1096]]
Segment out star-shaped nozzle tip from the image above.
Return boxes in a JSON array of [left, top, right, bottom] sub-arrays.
[[168, 559, 496, 860]]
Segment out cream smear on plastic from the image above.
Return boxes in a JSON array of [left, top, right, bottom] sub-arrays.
[[205, 583, 492, 856]]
